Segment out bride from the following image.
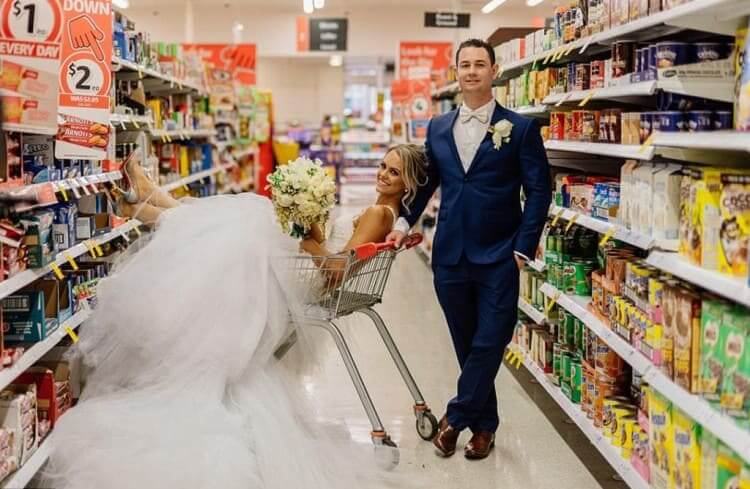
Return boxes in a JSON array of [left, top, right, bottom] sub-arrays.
[[43, 144, 428, 489]]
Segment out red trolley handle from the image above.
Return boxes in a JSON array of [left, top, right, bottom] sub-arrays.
[[354, 233, 423, 261]]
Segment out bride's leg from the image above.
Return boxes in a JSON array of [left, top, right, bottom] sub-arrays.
[[120, 200, 164, 226], [125, 155, 181, 209]]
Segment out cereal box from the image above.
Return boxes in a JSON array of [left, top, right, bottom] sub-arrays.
[[718, 171, 750, 278], [717, 445, 742, 489], [672, 408, 702, 489], [700, 432, 718, 489], [649, 390, 673, 489], [701, 298, 730, 402], [673, 289, 702, 393], [680, 171, 695, 258], [720, 307, 750, 424], [690, 168, 723, 269], [653, 164, 684, 241]]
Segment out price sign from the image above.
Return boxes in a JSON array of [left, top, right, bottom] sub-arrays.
[[1, 0, 61, 42], [61, 54, 106, 96]]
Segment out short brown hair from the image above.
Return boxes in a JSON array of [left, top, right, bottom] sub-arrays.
[[456, 38, 496, 66]]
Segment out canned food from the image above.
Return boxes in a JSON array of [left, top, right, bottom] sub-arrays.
[[694, 42, 723, 62], [655, 111, 684, 132], [687, 110, 713, 132], [656, 42, 692, 68], [713, 111, 733, 130]]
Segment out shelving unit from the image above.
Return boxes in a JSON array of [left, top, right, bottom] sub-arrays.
[[150, 128, 218, 141], [528, 259, 546, 273], [517, 352, 650, 489], [112, 56, 206, 96], [0, 437, 50, 489], [542, 81, 657, 106], [518, 298, 546, 325], [160, 163, 235, 192], [548, 205, 678, 251], [651, 130, 750, 153], [515, 105, 550, 116], [0, 124, 57, 137], [544, 141, 655, 161], [0, 220, 141, 301], [539, 282, 750, 462], [110, 114, 154, 130]]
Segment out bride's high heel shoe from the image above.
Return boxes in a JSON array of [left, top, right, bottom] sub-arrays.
[[118, 152, 180, 209]]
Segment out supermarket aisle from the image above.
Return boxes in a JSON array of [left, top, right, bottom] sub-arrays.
[[281, 244, 619, 488]]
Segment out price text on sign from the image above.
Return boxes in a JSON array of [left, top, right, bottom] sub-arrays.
[[61, 55, 104, 95], [1, 0, 62, 41]]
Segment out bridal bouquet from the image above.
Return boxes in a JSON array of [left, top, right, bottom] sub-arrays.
[[267, 157, 337, 238]]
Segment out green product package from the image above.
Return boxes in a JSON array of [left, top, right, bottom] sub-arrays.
[[719, 307, 750, 422], [700, 299, 728, 401], [717, 444, 742, 489], [700, 432, 718, 489]]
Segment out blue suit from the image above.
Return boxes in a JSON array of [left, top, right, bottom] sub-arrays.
[[407, 104, 551, 432]]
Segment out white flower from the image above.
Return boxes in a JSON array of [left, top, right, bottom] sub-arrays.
[[489, 119, 513, 150]]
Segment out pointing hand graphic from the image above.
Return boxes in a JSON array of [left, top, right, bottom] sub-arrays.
[[68, 15, 105, 62]]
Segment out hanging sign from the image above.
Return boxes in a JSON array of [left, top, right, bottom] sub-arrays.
[[391, 78, 431, 121], [296, 17, 347, 52], [398, 41, 453, 82], [0, 0, 62, 134], [55, 0, 112, 160], [424, 12, 470, 29], [182, 43, 256, 85]]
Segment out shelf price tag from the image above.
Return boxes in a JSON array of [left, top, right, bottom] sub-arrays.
[[120, 120, 127, 131], [565, 44, 576, 56], [63, 252, 79, 271], [94, 243, 104, 257], [542, 50, 554, 65], [182, 184, 190, 192], [118, 227, 131, 243], [555, 92, 572, 107], [64, 326, 79, 344], [504, 347, 523, 370], [56, 183, 69, 202], [639, 134, 655, 154], [49, 262, 64, 280], [545, 292, 560, 314], [132, 224, 142, 237], [579, 37, 593, 54], [551, 208, 565, 227], [165, 133, 173, 143], [565, 214, 579, 232], [132, 118, 140, 129], [554, 46, 566, 61], [599, 227, 617, 246], [578, 91, 596, 107], [137, 67, 144, 79], [83, 241, 97, 258]]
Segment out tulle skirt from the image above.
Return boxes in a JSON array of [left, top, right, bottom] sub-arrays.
[[43, 194, 398, 489]]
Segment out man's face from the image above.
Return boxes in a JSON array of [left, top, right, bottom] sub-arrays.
[[456, 46, 498, 95]]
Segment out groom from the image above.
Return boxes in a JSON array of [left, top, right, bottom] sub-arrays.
[[388, 38, 551, 459]]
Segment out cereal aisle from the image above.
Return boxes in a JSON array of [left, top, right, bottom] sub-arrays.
[[0, 0, 750, 487]]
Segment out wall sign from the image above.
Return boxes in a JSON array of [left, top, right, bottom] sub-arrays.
[[398, 41, 452, 82], [296, 17, 347, 52], [424, 12, 470, 29], [55, 0, 112, 160], [182, 43, 256, 85]]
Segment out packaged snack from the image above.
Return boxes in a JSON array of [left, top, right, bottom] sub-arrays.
[[717, 445, 742, 489], [701, 298, 729, 401], [720, 307, 750, 423], [649, 390, 673, 489], [700, 432, 718, 489], [741, 464, 750, 489], [691, 168, 723, 269], [718, 172, 750, 277], [673, 289, 702, 393], [672, 408, 702, 489], [653, 164, 683, 241]]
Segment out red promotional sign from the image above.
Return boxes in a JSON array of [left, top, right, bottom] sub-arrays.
[[56, 0, 112, 160], [398, 41, 453, 82], [391, 78, 431, 121], [0, 0, 62, 137], [182, 43, 256, 85]]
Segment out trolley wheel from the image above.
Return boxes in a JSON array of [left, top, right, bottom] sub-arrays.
[[416, 410, 439, 441]]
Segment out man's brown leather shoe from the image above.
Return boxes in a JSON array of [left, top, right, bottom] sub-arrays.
[[464, 431, 495, 460], [433, 416, 460, 457]]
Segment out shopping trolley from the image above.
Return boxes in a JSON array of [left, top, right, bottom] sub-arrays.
[[275, 234, 439, 460]]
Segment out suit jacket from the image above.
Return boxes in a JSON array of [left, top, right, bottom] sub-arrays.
[[407, 104, 552, 266]]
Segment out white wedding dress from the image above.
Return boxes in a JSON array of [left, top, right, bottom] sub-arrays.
[[43, 194, 401, 489]]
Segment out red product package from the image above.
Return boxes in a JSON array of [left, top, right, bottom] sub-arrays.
[[56, 116, 109, 149]]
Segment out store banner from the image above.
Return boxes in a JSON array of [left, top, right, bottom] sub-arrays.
[[0, 0, 63, 134], [398, 41, 453, 82], [55, 0, 112, 160], [391, 78, 431, 121], [296, 17, 347, 52], [182, 43, 257, 85]]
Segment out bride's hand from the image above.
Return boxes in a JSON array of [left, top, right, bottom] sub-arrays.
[[308, 223, 325, 243]]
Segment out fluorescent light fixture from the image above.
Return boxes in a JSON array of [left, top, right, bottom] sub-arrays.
[[303, 0, 313, 14], [526, 0, 544, 5], [481, 0, 508, 13], [112, 0, 129, 8], [313, 0, 324, 8], [329, 55, 343, 67]]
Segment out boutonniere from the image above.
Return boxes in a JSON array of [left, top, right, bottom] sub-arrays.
[[487, 119, 513, 150]]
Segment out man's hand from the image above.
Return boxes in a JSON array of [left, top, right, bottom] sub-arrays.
[[514, 255, 526, 271], [386, 230, 407, 249]]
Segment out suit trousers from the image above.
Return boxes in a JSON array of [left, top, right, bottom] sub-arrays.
[[433, 255, 520, 433]]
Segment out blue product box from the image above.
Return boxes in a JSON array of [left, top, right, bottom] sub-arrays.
[[57, 277, 74, 323], [2, 279, 60, 343], [52, 204, 78, 251], [21, 210, 56, 268], [201, 144, 212, 170]]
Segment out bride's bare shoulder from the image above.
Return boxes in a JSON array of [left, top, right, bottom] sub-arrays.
[[360, 205, 392, 222]]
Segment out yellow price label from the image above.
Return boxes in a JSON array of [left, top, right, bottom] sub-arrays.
[[160, 134, 168, 144], [565, 44, 576, 56], [84, 241, 97, 258], [63, 253, 79, 271], [49, 262, 64, 280], [565, 213, 579, 232], [177, 81, 183, 90], [137, 68, 144, 79], [497, 65, 504, 79], [599, 227, 617, 246], [165, 134, 173, 143], [132, 119, 140, 129], [545, 293, 560, 314], [639, 133, 655, 153], [550, 208, 565, 227], [95, 244, 104, 257], [504, 349, 523, 370], [182, 184, 190, 192], [542, 50, 554, 64], [578, 91, 596, 107], [64, 326, 79, 343], [133, 225, 142, 237]]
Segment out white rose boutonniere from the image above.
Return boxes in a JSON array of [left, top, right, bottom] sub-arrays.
[[488, 119, 513, 150]]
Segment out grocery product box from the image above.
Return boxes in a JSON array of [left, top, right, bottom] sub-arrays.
[[718, 171, 750, 278], [2, 279, 60, 343], [18, 362, 72, 429], [719, 307, 750, 425], [0, 385, 38, 466], [76, 213, 111, 240], [652, 164, 683, 241], [20, 210, 55, 269]]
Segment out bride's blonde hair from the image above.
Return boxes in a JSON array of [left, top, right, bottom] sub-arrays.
[[386, 143, 428, 213]]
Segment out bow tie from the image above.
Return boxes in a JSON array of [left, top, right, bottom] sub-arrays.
[[459, 107, 489, 124]]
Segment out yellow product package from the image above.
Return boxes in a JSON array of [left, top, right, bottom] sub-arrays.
[[719, 171, 750, 277], [700, 433, 718, 489], [741, 464, 750, 489], [679, 171, 695, 258], [689, 168, 723, 269], [673, 408, 702, 489], [717, 444, 742, 489], [649, 390, 673, 489]]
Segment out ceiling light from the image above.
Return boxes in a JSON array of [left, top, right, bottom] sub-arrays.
[[329, 55, 343, 67], [112, 0, 129, 8], [526, 0, 544, 5], [481, 0, 508, 13], [313, 0, 324, 8], [303, 0, 313, 14], [234, 22, 244, 31]]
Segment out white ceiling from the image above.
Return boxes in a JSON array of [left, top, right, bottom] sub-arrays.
[[131, 0, 492, 9]]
